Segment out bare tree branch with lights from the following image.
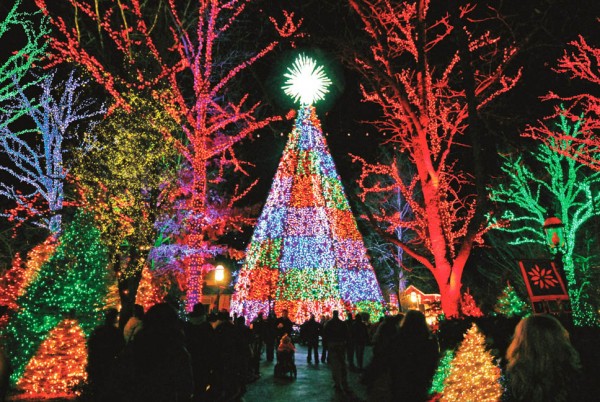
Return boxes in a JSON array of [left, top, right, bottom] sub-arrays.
[[34, 0, 303, 309], [347, 0, 521, 316], [524, 28, 600, 170], [0, 71, 105, 234]]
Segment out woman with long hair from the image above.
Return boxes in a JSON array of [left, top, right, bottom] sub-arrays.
[[504, 314, 581, 402]]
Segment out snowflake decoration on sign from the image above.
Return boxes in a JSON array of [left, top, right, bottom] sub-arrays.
[[283, 54, 332, 106], [528, 265, 559, 289]]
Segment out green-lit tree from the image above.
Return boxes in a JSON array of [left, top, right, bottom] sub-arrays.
[[429, 349, 454, 397], [489, 113, 600, 326], [0, 0, 48, 115], [494, 283, 530, 318], [3, 211, 110, 383]]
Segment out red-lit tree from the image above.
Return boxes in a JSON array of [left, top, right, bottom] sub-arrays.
[[524, 29, 600, 170], [35, 0, 302, 309], [348, 0, 521, 316]]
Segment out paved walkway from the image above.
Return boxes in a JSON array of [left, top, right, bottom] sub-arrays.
[[243, 344, 371, 402]]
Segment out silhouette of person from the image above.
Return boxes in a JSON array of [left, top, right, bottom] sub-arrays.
[[86, 308, 125, 401], [300, 314, 321, 364], [389, 310, 439, 402], [131, 303, 193, 401], [323, 310, 350, 394], [184, 303, 217, 402]]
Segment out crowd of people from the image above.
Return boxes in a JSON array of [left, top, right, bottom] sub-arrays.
[[83, 300, 591, 402]]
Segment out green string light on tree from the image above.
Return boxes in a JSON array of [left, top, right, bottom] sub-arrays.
[[4, 210, 110, 383]]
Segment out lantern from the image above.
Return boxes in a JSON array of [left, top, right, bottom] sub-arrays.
[[543, 215, 565, 250]]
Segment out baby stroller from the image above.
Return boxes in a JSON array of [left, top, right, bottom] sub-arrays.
[[274, 349, 297, 379]]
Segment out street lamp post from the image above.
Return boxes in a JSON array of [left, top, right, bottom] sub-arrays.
[[543, 214, 567, 278], [542, 213, 570, 313], [214, 264, 224, 312]]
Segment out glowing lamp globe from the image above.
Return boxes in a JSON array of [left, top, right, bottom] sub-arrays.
[[215, 264, 225, 282], [283, 54, 332, 106], [543, 215, 565, 249]]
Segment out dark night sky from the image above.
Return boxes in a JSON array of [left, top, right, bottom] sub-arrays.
[[238, 0, 600, 208]]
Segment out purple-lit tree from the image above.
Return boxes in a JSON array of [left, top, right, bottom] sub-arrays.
[[489, 114, 600, 326], [0, 71, 105, 234]]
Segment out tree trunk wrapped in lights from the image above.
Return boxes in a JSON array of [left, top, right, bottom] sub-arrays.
[[348, 0, 521, 317], [231, 55, 384, 324], [34, 0, 302, 310]]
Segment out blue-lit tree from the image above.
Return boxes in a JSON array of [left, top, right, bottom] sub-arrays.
[[0, 71, 105, 234], [0, 0, 48, 114], [489, 113, 600, 326]]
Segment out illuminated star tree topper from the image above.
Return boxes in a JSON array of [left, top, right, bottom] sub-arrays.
[[283, 55, 332, 106]]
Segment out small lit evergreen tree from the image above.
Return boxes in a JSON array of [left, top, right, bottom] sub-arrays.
[[429, 349, 454, 396], [4, 211, 110, 383], [494, 283, 530, 318], [17, 319, 87, 397], [441, 324, 502, 402]]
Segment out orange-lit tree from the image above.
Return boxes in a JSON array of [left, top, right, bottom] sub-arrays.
[[35, 0, 302, 309], [524, 28, 600, 170], [17, 319, 88, 398], [348, 0, 521, 316]]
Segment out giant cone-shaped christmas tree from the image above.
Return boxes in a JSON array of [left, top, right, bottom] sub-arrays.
[[231, 55, 383, 323]]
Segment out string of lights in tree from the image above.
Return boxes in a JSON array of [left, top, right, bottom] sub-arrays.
[[73, 92, 179, 282], [35, 0, 302, 311], [231, 55, 384, 324], [4, 211, 110, 383], [441, 324, 502, 402], [460, 289, 483, 318], [523, 31, 600, 171], [0, 0, 48, 107], [429, 349, 455, 397], [494, 283, 530, 318], [347, 0, 520, 318], [0, 70, 105, 234], [0, 237, 57, 329], [489, 113, 600, 327], [17, 319, 87, 397]]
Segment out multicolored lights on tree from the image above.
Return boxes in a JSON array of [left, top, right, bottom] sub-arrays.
[[35, 0, 302, 311], [231, 56, 384, 324], [4, 211, 110, 383], [524, 28, 600, 171], [0, 0, 48, 108], [441, 324, 502, 402]]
